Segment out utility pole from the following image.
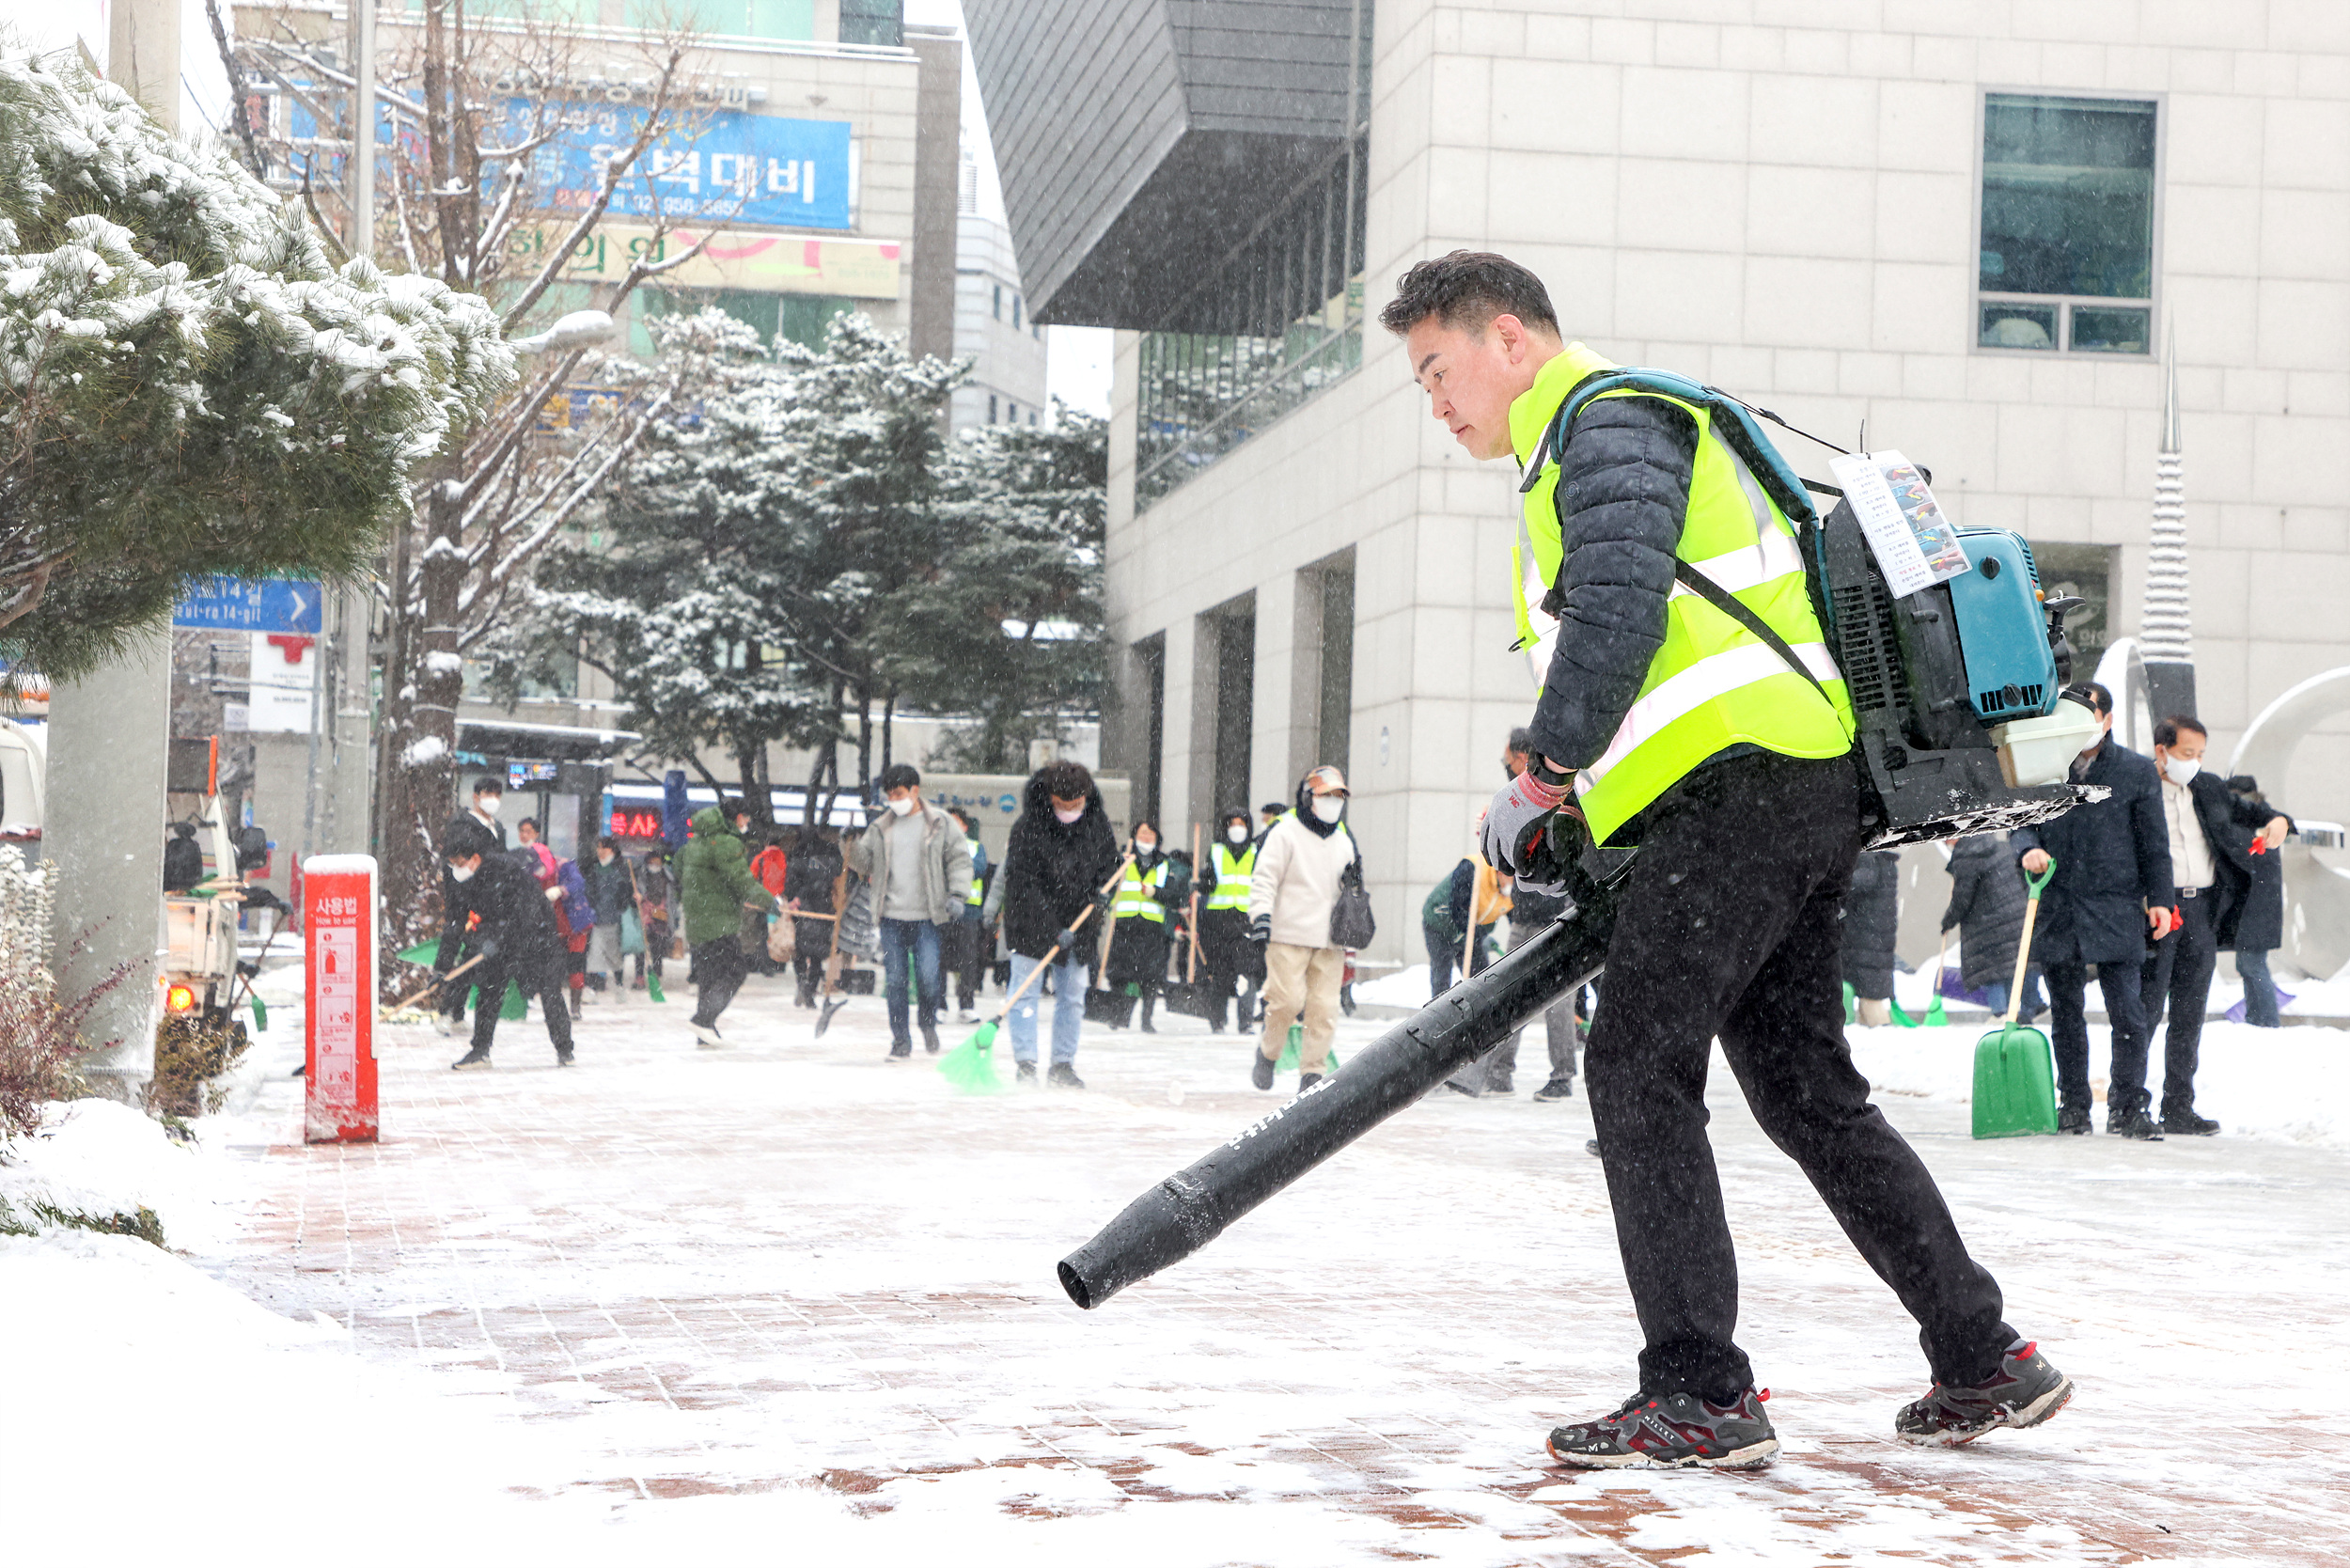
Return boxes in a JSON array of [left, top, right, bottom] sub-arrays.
[[49, 0, 186, 1096], [327, 0, 379, 856]]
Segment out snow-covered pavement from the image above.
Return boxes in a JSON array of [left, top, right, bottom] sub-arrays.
[[10, 968, 2350, 1565]]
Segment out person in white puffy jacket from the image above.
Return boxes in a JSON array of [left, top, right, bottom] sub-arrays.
[[1246, 765, 1359, 1094]]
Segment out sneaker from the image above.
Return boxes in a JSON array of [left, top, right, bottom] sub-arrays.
[[451, 1048, 493, 1071], [692, 1023, 724, 1048], [1048, 1062, 1085, 1090], [2107, 1108, 2165, 1140], [1533, 1078, 1575, 1102], [2057, 1103, 2092, 1135], [1297, 1073, 1323, 1094], [1486, 1074, 1514, 1095], [556, 1047, 575, 1067], [1442, 1080, 1480, 1097], [1547, 1388, 1778, 1470], [1016, 1060, 1038, 1085], [2162, 1107, 2220, 1137], [887, 1041, 913, 1059], [921, 1025, 941, 1055], [1251, 1052, 1276, 1091], [1585, 1138, 1602, 1157], [433, 1014, 459, 1038], [1894, 1340, 2073, 1447]]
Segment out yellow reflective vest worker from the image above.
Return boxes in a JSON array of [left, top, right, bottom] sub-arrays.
[[1509, 344, 1855, 845]]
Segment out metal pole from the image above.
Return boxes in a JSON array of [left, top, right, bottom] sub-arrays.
[[331, 0, 378, 855]]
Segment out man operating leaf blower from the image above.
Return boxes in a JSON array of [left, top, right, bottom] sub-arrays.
[[1387, 251, 2069, 1468]]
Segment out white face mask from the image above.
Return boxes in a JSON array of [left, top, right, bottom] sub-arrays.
[[2163, 754, 2201, 787], [1054, 805, 1084, 825], [888, 795, 916, 817], [449, 862, 477, 883], [1226, 823, 1249, 844], [1135, 837, 1157, 854], [1311, 794, 1345, 823]]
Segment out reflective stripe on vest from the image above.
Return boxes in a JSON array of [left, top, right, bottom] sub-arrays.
[[1114, 858, 1168, 922], [1509, 349, 1855, 845], [1207, 842, 1255, 909], [964, 839, 984, 904]]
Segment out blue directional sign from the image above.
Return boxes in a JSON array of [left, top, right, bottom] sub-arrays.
[[172, 577, 324, 635]]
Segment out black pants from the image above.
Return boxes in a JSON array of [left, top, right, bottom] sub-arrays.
[[1586, 750, 2012, 1399], [793, 950, 827, 1005], [1424, 919, 1496, 998], [943, 917, 988, 1010], [469, 959, 572, 1057], [691, 934, 751, 1027], [2042, 957, 2152, 1117], [2139, 890, 2217, 1115], [634, 920, 668, 984]]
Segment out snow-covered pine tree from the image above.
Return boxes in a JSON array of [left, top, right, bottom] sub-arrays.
[[0, 49, 513, 677]]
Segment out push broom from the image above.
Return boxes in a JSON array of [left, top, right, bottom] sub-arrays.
[[1971, 857, 2059, 1138], [939, 856, 1132, 1094]]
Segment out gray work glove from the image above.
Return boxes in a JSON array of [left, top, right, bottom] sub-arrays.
[[1247, 913, 1271, 945], [1480, 771, 1584, 899]]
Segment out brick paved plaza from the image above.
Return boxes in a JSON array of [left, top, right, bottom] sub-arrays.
[[196, 978, 2350, 1565]]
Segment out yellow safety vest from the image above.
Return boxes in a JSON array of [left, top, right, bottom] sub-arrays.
[[1510, 345, 1855, 845], [1113, 857, 1169, 923], [1206, 842, 1255, 910], [964, 838, 984, 905]]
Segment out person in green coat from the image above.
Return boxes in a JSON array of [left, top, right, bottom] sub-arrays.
[[677, 801, 782, 1046]]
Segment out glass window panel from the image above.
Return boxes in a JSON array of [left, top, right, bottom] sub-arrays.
[[1979, 302, 2058, 352], [2068, 306, 2150, 354], [839, 0, 903, 47], [1981, 94, 2155, 299]]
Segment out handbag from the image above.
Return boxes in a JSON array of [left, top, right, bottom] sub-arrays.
[[766, 909, 795, 963], [619, 907, 645, 957], [1328, 855, 1376, 949]]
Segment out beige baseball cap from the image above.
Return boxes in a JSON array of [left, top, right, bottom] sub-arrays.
[[1305, 765, 1350, 796]]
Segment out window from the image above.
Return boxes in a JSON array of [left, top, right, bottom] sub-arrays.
[[1011, 295, 1023, 329], [838, 0, 902, 48], [988, 393, 998, 423], [992, 283, 1002, 320], [1007, 400, 1018, 423], [1977, 93, 2156, 355]]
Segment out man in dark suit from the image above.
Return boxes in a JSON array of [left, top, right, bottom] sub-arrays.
[[2141, 716, 2293, 1135], [2011, 683, 2175, 1138]]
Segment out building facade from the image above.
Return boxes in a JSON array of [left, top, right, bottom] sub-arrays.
[[951, 140, 1052, 432], [973, 0, 2350, 966]]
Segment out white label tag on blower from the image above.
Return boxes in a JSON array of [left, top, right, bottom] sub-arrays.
[[1828, 449, 1971, 598]]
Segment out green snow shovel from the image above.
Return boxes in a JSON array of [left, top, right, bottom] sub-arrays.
[[1920, 932, 1950, 1027], [1273, 1020, 1340, 1074], [1972, 858, 2059, 1138], [939, 857, 1132, 1095]]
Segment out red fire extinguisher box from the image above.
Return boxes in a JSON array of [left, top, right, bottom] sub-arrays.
[[304, 855, 379, 1143]]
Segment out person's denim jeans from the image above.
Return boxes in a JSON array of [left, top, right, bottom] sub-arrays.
[[2236, 947, 2281, 1027], [879, 917, 942, 1045], [1008, 950, 1087, 1064]]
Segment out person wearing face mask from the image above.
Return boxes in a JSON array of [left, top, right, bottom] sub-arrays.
[[1104, 819, 1185, 1031], [678, 801, 785, 1047], [982, 760, 1120, 1086], [436, 821, 574, 1070], [1246, 765, 1361, 1094], [435, 777, 513, 1037], [2011, 682, 2175, 1138], [2136, 715, 2293, 1135], [1195, 807, 1266, 1034], [846, 763, 974, 1058], [581, 834, 639, 1004]]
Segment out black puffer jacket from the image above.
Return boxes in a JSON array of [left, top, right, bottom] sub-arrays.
[[1942, 833, 2028, 990], [2012, 738, 2171, 967], [1527, 395, 1698, 777], [434, 851, 565, 989], [1840, 849, 1901, 999], [990, 773, 1120, 960]]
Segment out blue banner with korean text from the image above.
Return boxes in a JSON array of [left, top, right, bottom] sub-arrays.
[[506, 101, 854, 231], [173, 577, 324, 635]]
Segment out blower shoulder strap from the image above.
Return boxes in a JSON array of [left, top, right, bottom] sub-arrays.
[[1520, 368, 1824, 527], [1669, 558, 1835, 713]]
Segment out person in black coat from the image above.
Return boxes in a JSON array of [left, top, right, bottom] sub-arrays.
[[979, 760, 1120, 1086], [2224, 776, 2291, 1027], [2010, 683, 2174, 1137], [1941, 833, 2029, 1015], [435, 819, 574, 1069], [1840, 849, 1901, 1024], [782, 826, 844, 1009], [2138, 717, 2294, 1132], [163, 823, 205, 892]]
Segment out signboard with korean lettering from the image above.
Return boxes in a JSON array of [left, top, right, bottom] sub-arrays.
[[173, 577, 324, 635], [507, 101, 854, 230], [510, 224, 901, 299], [304, 855, 379, 1143]]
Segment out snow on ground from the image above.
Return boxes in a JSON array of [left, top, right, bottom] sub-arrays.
[[6, 950, 2348, 1564]]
